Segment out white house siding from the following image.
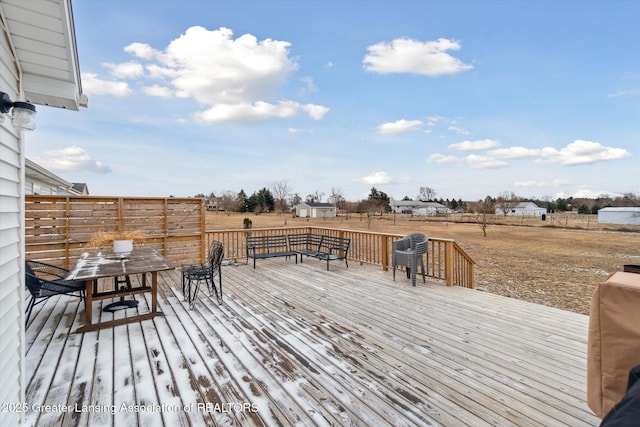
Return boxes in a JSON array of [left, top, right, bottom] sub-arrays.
[[0, 40, 26, 426]]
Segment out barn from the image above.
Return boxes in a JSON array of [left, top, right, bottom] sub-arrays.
[[597, 207, 640, 225]]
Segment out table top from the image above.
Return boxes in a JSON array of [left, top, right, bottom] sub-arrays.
[[65, 247, 174, 281]]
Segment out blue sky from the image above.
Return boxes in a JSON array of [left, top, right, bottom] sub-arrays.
[[28, 0, 638, 202]]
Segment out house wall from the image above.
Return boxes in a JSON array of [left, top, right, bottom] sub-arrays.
[[0, 23, 26, 426], [311, 207, 336, 218]]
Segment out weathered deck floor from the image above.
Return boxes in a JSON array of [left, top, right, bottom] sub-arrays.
[[25, 258, 600, 426]]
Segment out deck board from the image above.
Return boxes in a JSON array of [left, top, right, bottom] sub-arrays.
[[25, 259, 600, 426]]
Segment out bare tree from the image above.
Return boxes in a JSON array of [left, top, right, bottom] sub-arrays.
[[271, 180, 292, 215], [328, 187, 345, 208], [473, 195, 496, 237], [496, 191, 519, 216], [418, 186, 437, 202], [306, 190, 324, 203], [218, 191, 239, 214]]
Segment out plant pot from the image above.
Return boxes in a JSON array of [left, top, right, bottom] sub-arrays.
[[113, 239, 133, 254]]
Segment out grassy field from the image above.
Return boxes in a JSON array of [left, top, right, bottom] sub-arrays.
[[206, 211, 640, 315]]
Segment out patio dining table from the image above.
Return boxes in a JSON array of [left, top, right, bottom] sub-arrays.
[[65, 247, 174, 333]]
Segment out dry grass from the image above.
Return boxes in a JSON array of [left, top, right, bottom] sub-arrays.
[[206, 211, 640, 315]]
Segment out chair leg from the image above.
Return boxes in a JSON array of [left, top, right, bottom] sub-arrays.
[[25, 297, 36, 327]]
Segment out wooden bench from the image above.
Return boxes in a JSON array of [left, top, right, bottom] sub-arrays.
[[288, 233, 350, 270], [245, 235, 298, 269]]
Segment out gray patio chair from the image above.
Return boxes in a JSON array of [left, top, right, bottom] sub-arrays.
[[25, 260, 87, 327], [392, 233, 428, 287], [181, 240, 224, 309]]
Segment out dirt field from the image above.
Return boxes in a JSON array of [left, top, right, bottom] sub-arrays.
[[206, 212, 640, 315]]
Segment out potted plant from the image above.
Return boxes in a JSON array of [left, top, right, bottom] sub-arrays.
[[88, 230, 146, 254]]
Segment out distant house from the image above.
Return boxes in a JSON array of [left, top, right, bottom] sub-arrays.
[[496, 201, 547, 217], [295, 202, 337, 218], [71, 182, 90, 195], [598, 207, 640, 225], [391, 200, 450, 216], [25, 158, 84, 195]]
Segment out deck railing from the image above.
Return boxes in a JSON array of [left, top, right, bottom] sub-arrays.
[[23, 196, 474, 288], [206, 227, 475, 288]]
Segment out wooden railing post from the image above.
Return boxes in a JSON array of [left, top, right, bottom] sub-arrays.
[[445, 240, 454, 286], [381, 235, 389, 271]]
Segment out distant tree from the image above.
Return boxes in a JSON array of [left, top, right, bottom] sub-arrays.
[[578, 203, 590, 214], [219, 191, 239, 213], [248, 188, 275, 214], [473, 195, 496, 237], [402, 195, 412, 201], [306, 190, 325, 203], [290, 192, 302, 208], [328, 187, 345, 208], [236, 189, 249, 213], [496, 191, 519, 216], [418, 186, 436, 202], [368, 187, 391, 212], [271, 180, 292, 215], [555, 198, 570, 212], [591, 203, 601, 214]]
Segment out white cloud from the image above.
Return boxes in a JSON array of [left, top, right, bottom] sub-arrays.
[[194, 101, 327, 123], [377, 119, 423, 135], [449, 139, 500, 151], [465, 154, 508, 169], [354, 171, 410, 185], [300, 104, 330, 120], [539, 139, 631, 165], [124, 42, 159, 60], [448, 125, 470, 135], [32, 146, 111, 173], [299, 76, 318, 95], [81, 72, 132, 97], [121, 26, 329, 123], [428, 153, 460, 164], [607, 88, 640, 98], [161, 26, 297, 104], [514, 179, 572, 188], [363, 37, 473, 76], [143, 85, 173, 98], [103, 61, 144, 78], [288, 128, 314, 134], [355, 171, 392, 185], [489, 146, 541, 159]]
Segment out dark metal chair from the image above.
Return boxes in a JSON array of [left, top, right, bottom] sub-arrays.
[[392, 233, 428, 286], [25, 260, 87, 327], [181, 241, 224, 309]]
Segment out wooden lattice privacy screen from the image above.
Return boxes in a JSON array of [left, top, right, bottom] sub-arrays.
[[25, 196, 206, 269]]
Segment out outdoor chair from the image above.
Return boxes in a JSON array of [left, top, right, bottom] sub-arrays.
[[392, 233, 428, 287], [181, 240, 224, 309], [25, 260, 87, 327]]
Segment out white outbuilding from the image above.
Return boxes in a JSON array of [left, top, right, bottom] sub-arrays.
[[496, 202, 547, 217], [295, 202, 337, 218], [597, 207, 640, 225]]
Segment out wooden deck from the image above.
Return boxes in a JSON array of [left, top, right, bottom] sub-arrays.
[[25, 259, 600, 426]]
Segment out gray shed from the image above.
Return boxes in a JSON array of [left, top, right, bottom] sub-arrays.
[[597, 207, 640, 225]]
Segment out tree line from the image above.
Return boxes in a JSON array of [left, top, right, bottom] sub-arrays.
[[196, 182, 639, 215]]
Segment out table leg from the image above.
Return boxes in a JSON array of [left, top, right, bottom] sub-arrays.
[[84, 279, 93, 328], [151, 271, 158, 314]]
